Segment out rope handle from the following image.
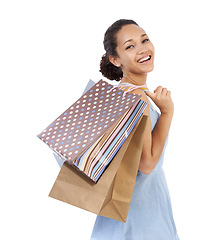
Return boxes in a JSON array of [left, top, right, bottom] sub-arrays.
[[108, 83, 148, 97]]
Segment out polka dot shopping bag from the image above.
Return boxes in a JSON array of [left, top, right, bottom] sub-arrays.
[[38, 79, 147, 182], [37, 80, 148, 222]]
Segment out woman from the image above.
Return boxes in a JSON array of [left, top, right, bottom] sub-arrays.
[[91, 19, 179, 240]]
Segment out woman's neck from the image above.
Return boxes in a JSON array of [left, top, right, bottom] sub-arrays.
[[120, 73, 147, 86]]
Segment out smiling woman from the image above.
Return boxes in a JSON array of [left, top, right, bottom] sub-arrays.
[[100, 20, 154, 83], [110, 24, 155, 82], [91, 19, 180, 240]]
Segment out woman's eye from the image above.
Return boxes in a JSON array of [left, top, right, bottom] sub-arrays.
[[142, 39, 149, 43], [125, 45, 134, 50]]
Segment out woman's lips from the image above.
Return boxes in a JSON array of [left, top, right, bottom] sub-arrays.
[[137, 55, 152, 64]]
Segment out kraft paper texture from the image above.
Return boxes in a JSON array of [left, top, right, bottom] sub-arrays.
[[49, 115, 147, 222]]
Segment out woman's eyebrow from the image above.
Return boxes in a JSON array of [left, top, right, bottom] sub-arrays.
[[123, 34, 147, 45], [141, 33, 147, 37]]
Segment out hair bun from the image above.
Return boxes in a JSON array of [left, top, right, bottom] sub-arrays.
[[100, 53, 123, 81]]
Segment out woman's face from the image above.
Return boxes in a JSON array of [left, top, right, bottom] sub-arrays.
[[110, 24, 155, 77]]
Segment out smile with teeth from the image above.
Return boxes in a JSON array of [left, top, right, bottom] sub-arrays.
[[137, 55, 151, 63]]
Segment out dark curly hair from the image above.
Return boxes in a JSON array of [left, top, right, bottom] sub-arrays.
[[100, 19, 138, 81]]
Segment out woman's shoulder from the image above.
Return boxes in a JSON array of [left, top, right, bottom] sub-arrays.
[[131, 88, 149, 106], [117, 83, 148, 100], [116, 82, 150, 113]]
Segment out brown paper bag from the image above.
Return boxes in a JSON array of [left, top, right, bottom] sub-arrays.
[[49, 114, 147, 222]]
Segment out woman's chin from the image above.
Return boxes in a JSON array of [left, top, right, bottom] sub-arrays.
[[140, 64, 154, 74]]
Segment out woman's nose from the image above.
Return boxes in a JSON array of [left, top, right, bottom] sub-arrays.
[[137, 46, 147, 55]]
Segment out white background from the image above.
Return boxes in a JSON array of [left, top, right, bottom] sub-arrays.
[[1, 0, 212, 239]]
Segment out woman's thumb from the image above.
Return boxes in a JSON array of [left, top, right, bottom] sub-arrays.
[[145, 90, 155, 100]]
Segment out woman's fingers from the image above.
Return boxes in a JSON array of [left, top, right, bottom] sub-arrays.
[[146, 87, 171, 100], [154, 87, 169, 97], [162, 88, 168, 96], [145, 90, 155, 100], [145, 86, 173, 114], [146, 86, 163, 100], [166, 90, 171, 96], [154, 86, 162, 94]]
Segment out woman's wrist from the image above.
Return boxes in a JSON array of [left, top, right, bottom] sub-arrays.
[[160, 109, 174, 118]]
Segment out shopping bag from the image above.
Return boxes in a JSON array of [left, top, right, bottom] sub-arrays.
[[37, 79, 147, 182], [49, 114, 147, 222], [53, 79, 96, 168]]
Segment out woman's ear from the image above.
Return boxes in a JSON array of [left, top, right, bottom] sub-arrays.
[[109, 55, 121, 67]]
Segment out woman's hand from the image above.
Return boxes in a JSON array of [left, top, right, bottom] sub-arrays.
[[146, 86, 174, 116], [131, 86, 174, 174]]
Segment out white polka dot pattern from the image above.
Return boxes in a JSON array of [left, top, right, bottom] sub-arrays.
[[38, 80, 142, 174]]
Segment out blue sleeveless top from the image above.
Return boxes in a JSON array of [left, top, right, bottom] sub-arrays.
[[90, 83, 179, 240]]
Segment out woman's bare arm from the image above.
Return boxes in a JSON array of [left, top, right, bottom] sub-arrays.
[[132, 86, 174, 175]]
